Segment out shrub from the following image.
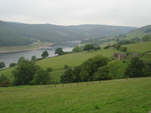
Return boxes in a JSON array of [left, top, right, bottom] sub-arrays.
[[31, 56, 37, 61], [61, 67, 73, 83], [125, 57, 145, 78], [55, 48, 64, 55], [94, 66, 111, 80], [72, 46, 82, 52], [83, 44, 94, 51], [119, 47, 127, 52], [41, 50, 49, 58], [13, 58, 39, 85], [9, 63, 17, 67], [0, 62, 5, 69], [0, 74, 10, 87], [142, 35, 151, 41], [46, 67, 52, 72], [143, 62, 151, 77], [78, 56, 109, 81], [31, 69, 51, 85]]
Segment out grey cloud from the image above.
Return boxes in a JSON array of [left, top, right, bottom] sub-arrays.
[[0, 0, 151, 27]]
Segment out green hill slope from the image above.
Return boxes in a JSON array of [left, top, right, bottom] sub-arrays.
[[1, 40, 151, 82], [0, 21, 136, 46], [126, 25, 151, 39], [0, 77, 151, 113]]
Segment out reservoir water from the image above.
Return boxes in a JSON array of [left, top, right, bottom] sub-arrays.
[[0, 46, 73, 67]]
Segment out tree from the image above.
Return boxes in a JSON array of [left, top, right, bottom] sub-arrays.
[[61, 67, 73, 83], [13, 58, 39, 85], [72, 46, 82, 52], [142, 35, 151, 41], [72, 66, 82, 82], [41, 50, 49, 58], [31, 69, 51, 85], [18, 57, 25, 63], [0, 74, 10, 87], [55, 48, 64, 55], [9, 63, 17, 67], [143, 62, 151, 77], [83, 44, 95, 51], [113, 44, 121, 50], [94, 66, 111, 80], [93, 45, 101, 51], [119, 47, 127, 52], [125, 57, 145, 78], [0, 62, 5, 69], [79, 55, 109, 81], [31, 56, 37, 61], [46, 67, 52, 72]]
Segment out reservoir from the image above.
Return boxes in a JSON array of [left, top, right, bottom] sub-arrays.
[[0, 46, 73, 67]]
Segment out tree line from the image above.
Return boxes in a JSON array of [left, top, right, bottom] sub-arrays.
[[61, 56, 151, 83]]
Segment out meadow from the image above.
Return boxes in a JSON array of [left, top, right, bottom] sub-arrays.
[[1, 41, 151, 82], [0, 48, 119, 82], [0, 77, 151, 113]]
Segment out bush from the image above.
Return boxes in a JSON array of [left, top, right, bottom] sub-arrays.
[[72, 46, 82, 52], [9, 63, 17, 67], [61, 67, 74, 83], [79, 56, 109, 81], [13, 58, 39, 85], [112, 44, 121, 50], [46, 67, 52, 72], [31, 69, 51, 85], [60, 55, 109, 83], [31, 56, 37, 61], [104, 45, 111, 49], [119, 47, 127, 52], [125, 57, 145, 78], [0, 62, 5, 69], [0, 74, 10, 87], [83, 44, 100, 51], [94, 66, 111, 80], [142, 35, 151, 41], [41, 50, 49, 58], [55, 48, 64, 55], [143, 62, 151, 77]]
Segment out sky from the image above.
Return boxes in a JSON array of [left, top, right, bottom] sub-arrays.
[[0, 0, 151, 27]]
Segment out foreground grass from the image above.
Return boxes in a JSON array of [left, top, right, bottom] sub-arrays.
[[0, 77, 151, 113]]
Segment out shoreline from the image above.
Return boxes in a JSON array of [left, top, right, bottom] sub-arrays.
[[0, 42, 53, 54]]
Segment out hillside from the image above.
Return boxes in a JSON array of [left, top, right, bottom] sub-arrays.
[[0, 21, 136, 46], [125, 25, 151, 39], [0, 77, 151, 113], [1, 40, 151, 82]]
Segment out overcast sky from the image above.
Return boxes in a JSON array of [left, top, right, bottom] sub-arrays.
[[0, 0, 151, 27]]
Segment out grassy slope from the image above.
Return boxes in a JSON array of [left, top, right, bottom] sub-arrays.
[[125, 25, 151, 39], [1, 41, 151, 82], [125, 41, 151, 53], [0, 77, 151, 113], [37, 49, 118, 81], [0, 49, 118, 82]]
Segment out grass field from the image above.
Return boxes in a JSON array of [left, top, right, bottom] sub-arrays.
[[1, 41, 151, 82], [0, 77, 151, 113], [125, 41, 151, 53], [0, 49, 119, 82]]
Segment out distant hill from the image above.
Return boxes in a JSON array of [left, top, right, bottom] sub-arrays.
[[125, 25, 151, 39], [0, 21, 136, 46]]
